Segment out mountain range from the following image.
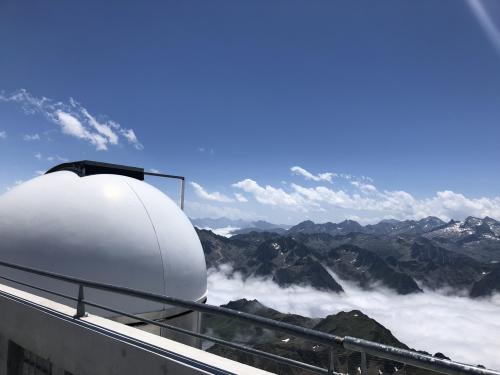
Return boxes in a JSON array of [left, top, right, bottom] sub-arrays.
[[197, 216, 500, 297], [190, 217, 291, 234]]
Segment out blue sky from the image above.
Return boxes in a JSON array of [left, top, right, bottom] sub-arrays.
[[1, 0, 500, 224]]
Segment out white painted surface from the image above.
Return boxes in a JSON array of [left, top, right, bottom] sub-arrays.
[[0, 282, 273, 375], [0, 171, 207, 316]]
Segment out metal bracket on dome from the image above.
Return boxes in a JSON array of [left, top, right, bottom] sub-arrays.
[[46, 160, 145, 180], [144, 170, 185, 210], [45, 160, 186, 210]]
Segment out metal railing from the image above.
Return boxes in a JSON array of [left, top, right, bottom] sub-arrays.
[[0, 259, 497, 375], [144, 170, 185, 210]]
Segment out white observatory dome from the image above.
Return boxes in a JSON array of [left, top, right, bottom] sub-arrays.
[[0, 163, 207, 318]]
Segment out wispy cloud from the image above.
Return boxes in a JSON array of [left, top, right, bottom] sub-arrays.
[[22, 133, 40, 141], [291, 166, 335, 183], [197, 147, 214, 154], [232, 178, 314, 211], [56, 110, 108, 150], [34, 153, 68, 163], [350, 180, 377, 194], [185, 201, 259, 221], [0, 131, 6, 139], [234, 193, 248, 203], [121, 129, 142, 150], [190, 181, 235, 203], [291, 166, 374, 185], [0, 89, 143, 150], [466, 0, 500, 57], [46, 155, 68, 163]]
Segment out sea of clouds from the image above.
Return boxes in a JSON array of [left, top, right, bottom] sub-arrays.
[[200, 226, 239, 237], [207, 265, 500, 370]]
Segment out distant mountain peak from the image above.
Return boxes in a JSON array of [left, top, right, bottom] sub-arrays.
[[339, 219, 360, 224], [296, 219, 315, 226], [380, 219, 400, 224], [463, 216, 483, 226], [418, 216, 445, 224]]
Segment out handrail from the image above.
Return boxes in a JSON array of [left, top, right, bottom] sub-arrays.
[[0, 271, 330, 375], [343, 337, 496, 375], [0, 259, 342, 347], [0, 259, 498, 375]]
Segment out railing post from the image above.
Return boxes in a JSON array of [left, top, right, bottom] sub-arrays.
[[361, 351, 368, 375], [74, 285, 87, 318], [180, 177, 185, 210], [328, 347, 335, 375]]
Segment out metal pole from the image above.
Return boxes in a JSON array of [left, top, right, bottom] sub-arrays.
[[74, 285, 86, 318], [343, 336, 500, 375], [142, 171, 185, 210], [180, 178, 185, 210], [361, 351, 368, 375], [328, 348, 335, 375]]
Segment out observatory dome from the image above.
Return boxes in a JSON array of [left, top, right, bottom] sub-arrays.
[[0, 168, 207, 317]]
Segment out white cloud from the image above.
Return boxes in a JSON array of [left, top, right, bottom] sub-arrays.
[[291, 166, 375, 187], [234, 193, 248, 203], [197, 147, 214, 154], [231, 170, 500, 222], [208, 266, 500, 370], [232, 179, 312, 211], [34, 153, 68, 163], [80, 107, 118, 145], [149, 168, 160, 173], [0, 89, 143, 150], [56, 110, 110, 150], [339, 173, 353, 180], [190, 182, 234, 203], [47, 155, 68, 163], [351, 180, 377, 194], [0, 89, 47, 114], [22, 133, 40, 141], [291, 166, 335, 183], [466, 0, 500, 57], [0, 131, 6, 139], [290, 183, 500, 222], [199, 226, 240, 237], [120, 128, 143, 150], [291, 183, 355, 207], [185, 201, 258, 221], [417, 191, 500, 221]]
